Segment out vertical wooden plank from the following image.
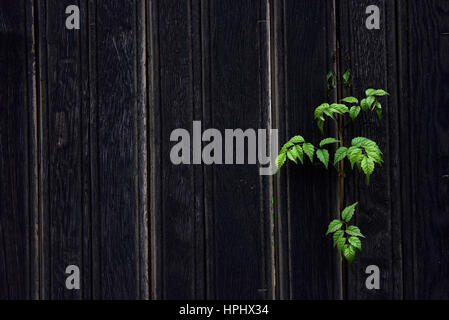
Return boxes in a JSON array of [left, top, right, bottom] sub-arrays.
[[0, 0, 37, 300], [148, 0, 205, 299], [398, 0, 449, 299], [37, 0, 87, 299], [95, 0, 147, 299], [205, 0, 273, 299], [273, 0, 341, 299], [339, 0, 402, 299]]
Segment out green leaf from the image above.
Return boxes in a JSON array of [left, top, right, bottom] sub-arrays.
[[281, 141, 294, 153], [373, 89, 389, 96], [336, 237, 346, 253], [346, 226, 365, 238], [316, 149, 330, 169], [323, 108, 335, 119], [341, 202, 358, 222], [326, 219, 343, 235], [341, 96, 358, 104], [347, 146, 362, 169], [287, 149, 298, 164], [343, 245, 356, 264], [366, 88, 376, 96], [348, 236, 362, 251], [330, 104, 349, 114], [333, 230, 344, 247], [349, 106, 361, 121], [303, 143, 315, 162], [289, 135, 305, 144], [319, 137, 340, 148], [351, 137, 367, 147], [366, 148, 383, 164], [360, 98, 369, 112], [361, 156, 375, 184], [366, 96, 376, 109], [375, 101, 382, 119], [276, 152, 287, 170], [334, 147, 348, 165], [294, 145, 304, 164], [314, 103, 329, 119]]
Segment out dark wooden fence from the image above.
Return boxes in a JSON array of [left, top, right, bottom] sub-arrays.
[[0, 0, 448, 300]]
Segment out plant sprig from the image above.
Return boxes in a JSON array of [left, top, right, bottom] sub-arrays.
[[275, 72, 389, 264]]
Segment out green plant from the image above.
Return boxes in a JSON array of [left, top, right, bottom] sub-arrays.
[[275, 73, 389, 264]]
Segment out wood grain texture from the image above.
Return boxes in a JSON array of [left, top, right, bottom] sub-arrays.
[[37, 0, 86, 299], [339, 0, 403, 299], [148, 0, 205, 299], [204, 0, 273, 299], [398, 0, 449, 299], [272, 0, 341, 299], [0, 0, 38, 300], [95, 0, 147, 299], [1, 0, 449, 300]]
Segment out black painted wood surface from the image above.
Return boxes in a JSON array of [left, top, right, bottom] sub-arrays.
[[0, 0, 448, 300]]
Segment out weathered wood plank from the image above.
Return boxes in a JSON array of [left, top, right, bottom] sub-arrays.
[[95, 0, 147, 299], [148, 0, 205, 299], [339, 0, 403, 299], [37, 0, 87, 299], [398, 0, 449, 299], [205, 0, 273, 299], [0, 0, 37, 300], [273, 0, 341, 299]]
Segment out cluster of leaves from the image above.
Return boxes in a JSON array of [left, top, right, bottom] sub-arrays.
[[276, 136, 339, 170], [326, 202, 364, 264], [314, 88, 389, 135], [275, 81, 389, 264]]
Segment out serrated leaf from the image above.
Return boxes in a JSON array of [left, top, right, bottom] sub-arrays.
[[361, 156, 375, 184], [330, 104, 349, 114], [316, 149, 330, 169], [347, 146, 362, 169], [287, 149, 298, 164], [341, 202, 358, 222], [326, 219, 343, 235], [349, 106, 361, 121], [303, 143, 315, 162], [281, 141, 294, 153], [294, 145, 304, 164], [334, 147, 348, 165], [348, 236, 362, 251], [336, 237, 346, 253], [289, 135, 305, 144], [366, 150, 382, 165], [346, 226, 365, 238], [351, 137, 367, 147], [276, 152, 287, 170], [341, 97, 358, 104], [366, 88, 376, 96], [373, 89, 389, 96], [343, 245, 356, 264], [319, 137, 340, 148], [333, 230, 344, 247]]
